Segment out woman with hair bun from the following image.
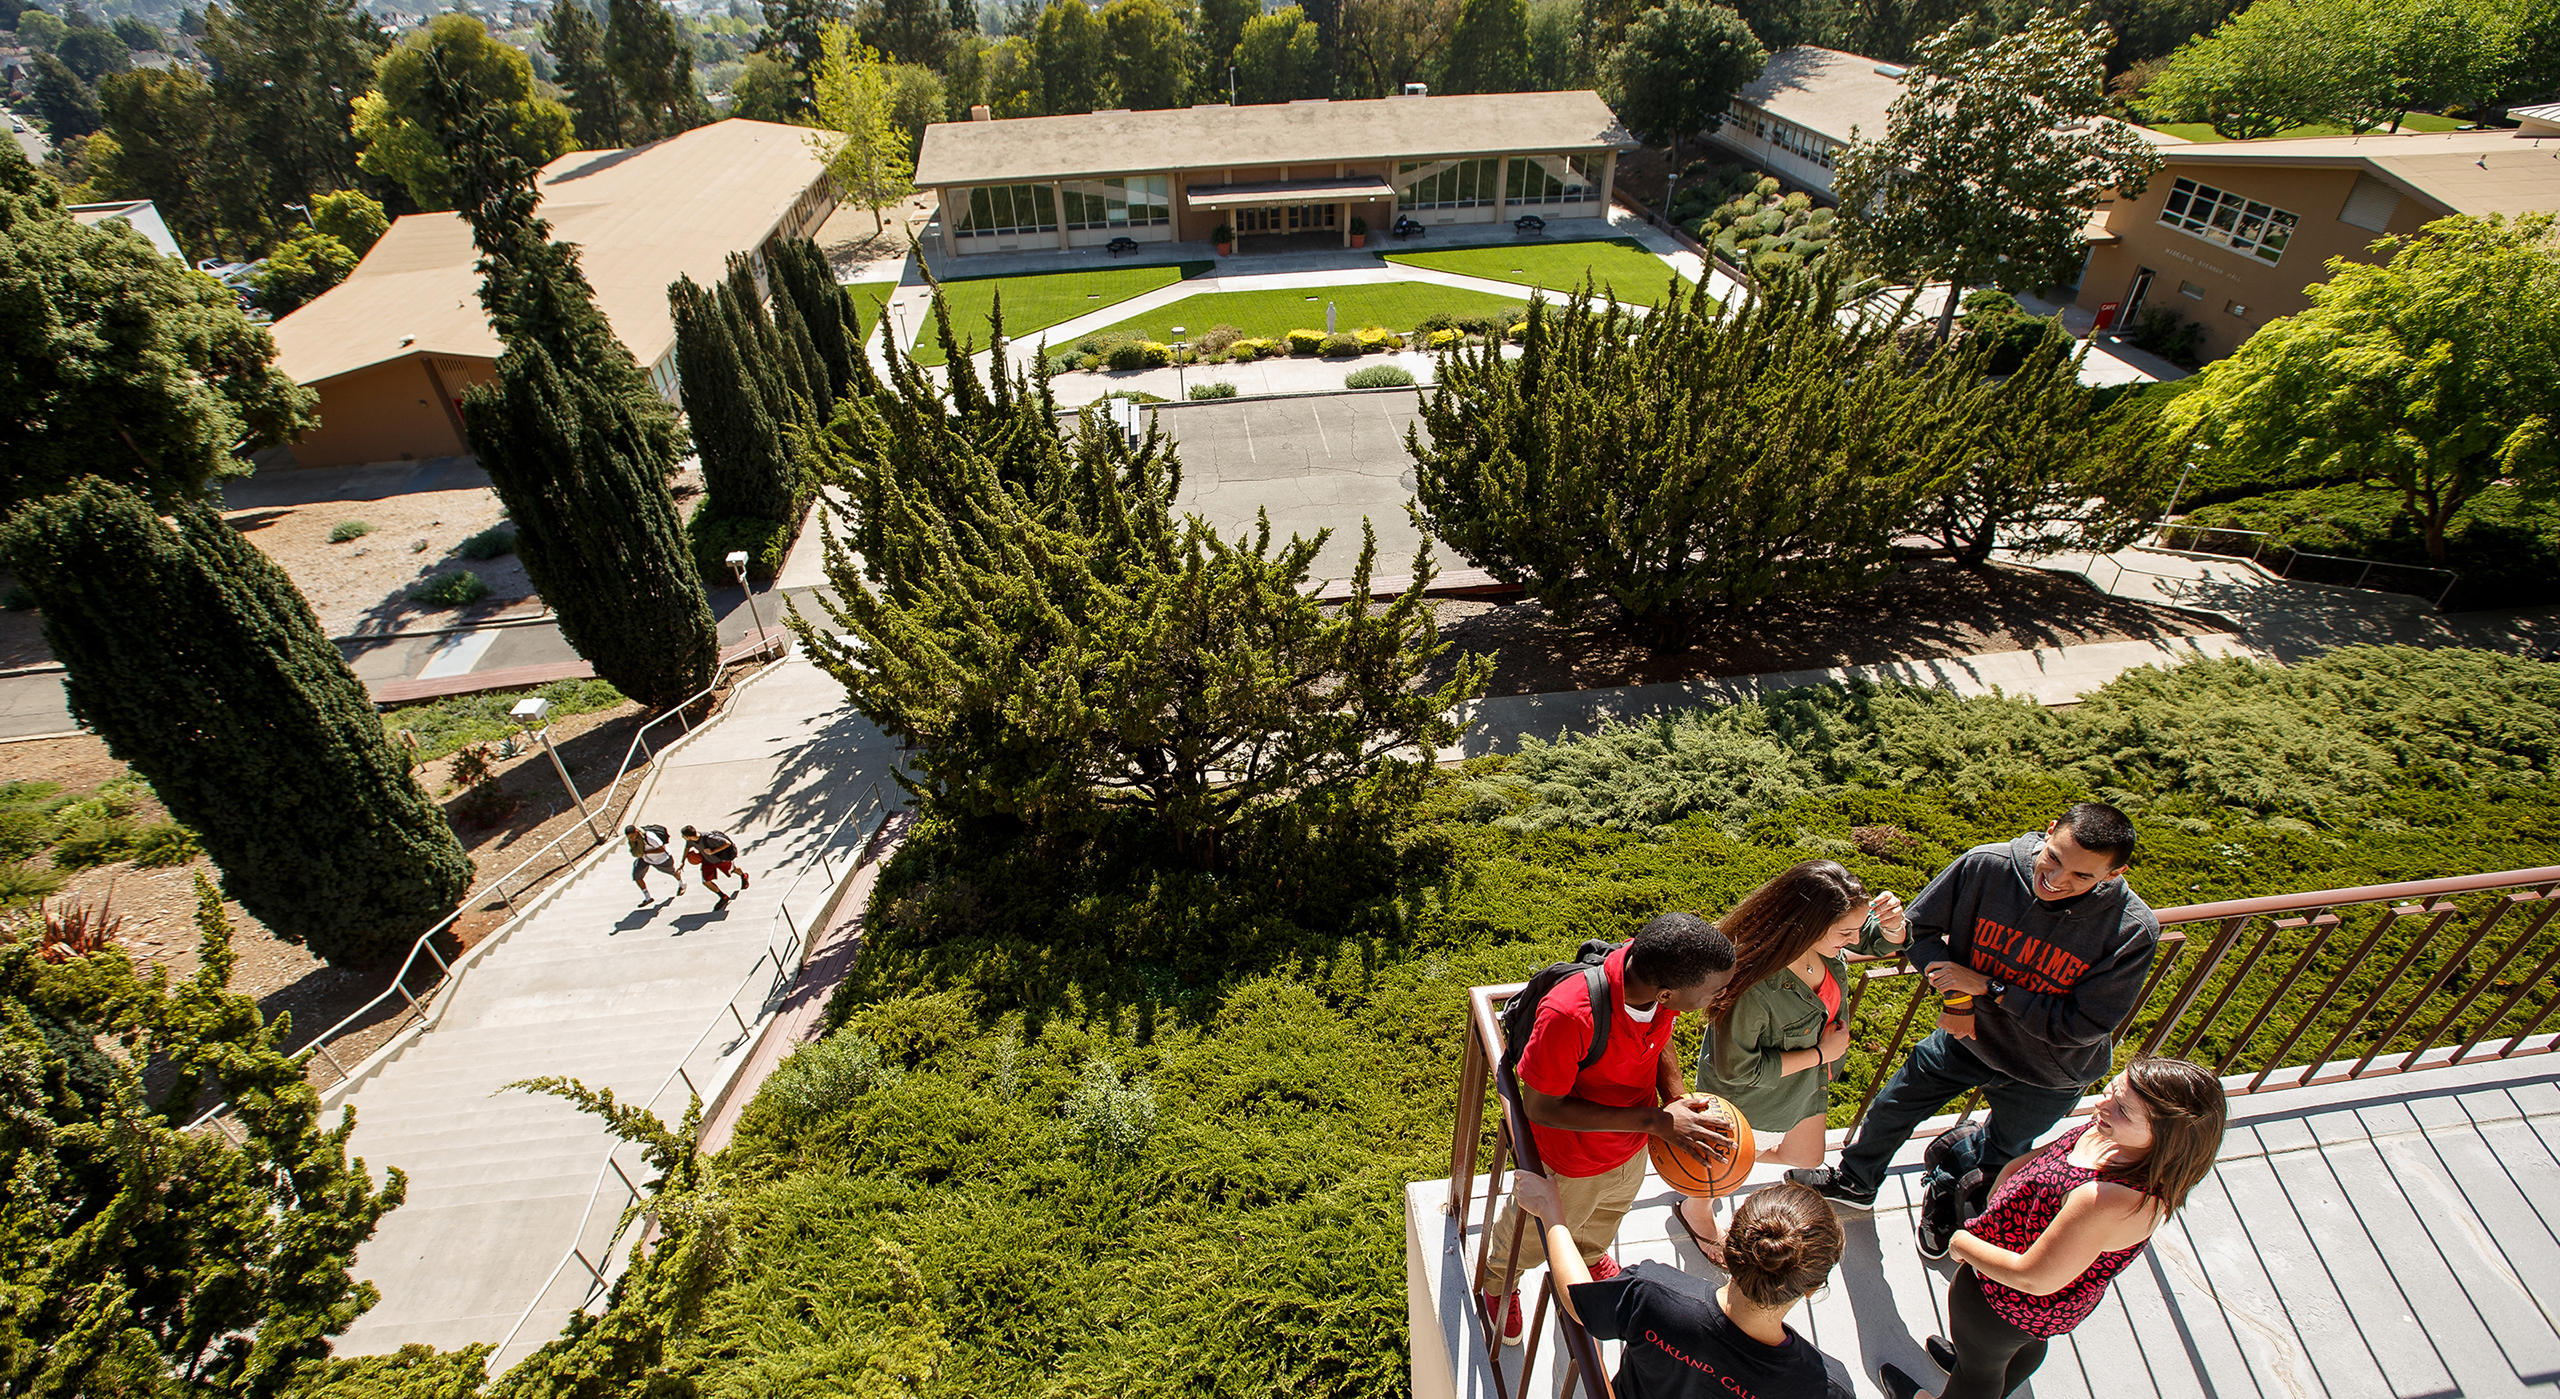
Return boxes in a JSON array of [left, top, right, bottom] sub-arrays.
[[1683, 860, 1907, 1263], [1512, 1176, 1855, 1399], [1883, 1056, 2229, 1399]]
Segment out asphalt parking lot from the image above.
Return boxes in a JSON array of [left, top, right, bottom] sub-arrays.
[[1156, 392, 1446, 585]]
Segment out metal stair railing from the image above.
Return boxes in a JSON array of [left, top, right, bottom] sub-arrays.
[[186, 640, 788, 1137], [491, 775, 900, 1363]]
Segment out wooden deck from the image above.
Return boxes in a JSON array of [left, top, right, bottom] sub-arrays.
[[1409, 1048, 2560, 1399]]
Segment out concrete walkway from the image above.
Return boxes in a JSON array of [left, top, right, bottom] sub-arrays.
[[329, 638, 900, 1370]]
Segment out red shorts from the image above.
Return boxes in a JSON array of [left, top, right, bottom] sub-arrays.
[[700, 858, 737, 877]]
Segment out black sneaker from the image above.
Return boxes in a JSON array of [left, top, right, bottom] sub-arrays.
[[1785, 1166, 1878, 1211], [1880, 1362, 1926, 1399], [1916, 1218, 1951, 1261], [1926, 1336, 1958, 1373]]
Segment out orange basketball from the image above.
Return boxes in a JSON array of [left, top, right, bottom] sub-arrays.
[[685, 849, 703, 864], [1647, 1094, 1755, 1198]]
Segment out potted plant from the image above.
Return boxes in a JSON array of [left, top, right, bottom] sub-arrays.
[[1213, 222, 1233, 255], [1348, 216, 1367, 249]]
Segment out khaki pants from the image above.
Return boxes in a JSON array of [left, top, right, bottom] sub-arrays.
[[1480, 1150, 1647, 1297]]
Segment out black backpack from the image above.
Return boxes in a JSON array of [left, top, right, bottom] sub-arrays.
[[1917, 1120, 1996, 1260], [643, 823, 669, 845], [1498, 940, 1625, 1075]]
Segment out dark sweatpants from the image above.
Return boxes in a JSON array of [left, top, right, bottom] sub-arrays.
[[1836, 1031, 2084, 1196], [1942, 1265, 2049, 1399]]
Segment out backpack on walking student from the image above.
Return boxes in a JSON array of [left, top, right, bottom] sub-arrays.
[[1497, 939, 1625, 1076], [1916, 1119, 1996, 1261]]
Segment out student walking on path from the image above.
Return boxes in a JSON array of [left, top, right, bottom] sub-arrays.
[[1684, 861, 1907, 1263], [1519, 1174, 1857, 1399], [626, 822, 684, 902], [1481, 913, 1738, 1345], [1882, 1057, 2228, 1399], [1791, 803, 2160, 1211], [682, 825, 750, 906]]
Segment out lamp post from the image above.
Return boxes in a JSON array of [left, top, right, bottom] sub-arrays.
[[1170, 325, 1185, 399], [511, 696, 602, 840], [726, 549, 769, 654]]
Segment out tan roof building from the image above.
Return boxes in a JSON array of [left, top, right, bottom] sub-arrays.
[[909, 92, 1631, 257], [270, 118, 835, 468], [2077, 127, 2559, 362]]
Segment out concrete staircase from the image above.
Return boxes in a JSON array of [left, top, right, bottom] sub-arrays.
[[331, 647, 900, 1366]]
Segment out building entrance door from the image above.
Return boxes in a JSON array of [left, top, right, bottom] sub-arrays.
[[2122, 268, 2156, 326], [1285, 204, 1338, 232]]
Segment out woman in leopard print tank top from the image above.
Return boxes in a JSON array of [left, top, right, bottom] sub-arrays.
[[1882, 1057, 2228, 1399]]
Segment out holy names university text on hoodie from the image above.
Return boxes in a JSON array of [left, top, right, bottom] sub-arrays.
[[1902, 832, 2162, 1090]]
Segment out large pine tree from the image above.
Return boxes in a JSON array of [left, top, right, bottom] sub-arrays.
[[670, 272, 795, 523], [0, 482, 474, 965], [425, 50, 719, 706]]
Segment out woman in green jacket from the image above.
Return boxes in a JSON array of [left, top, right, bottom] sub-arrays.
[[1679, 860, 1906, 1263]]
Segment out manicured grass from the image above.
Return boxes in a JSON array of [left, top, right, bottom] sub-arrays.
[[909, 261, 1213, 365], [1073, 280, 1533, 348], [1381, 236, 1692, 300], [2145, 111, 2465, 142], [842, 281, 896, 341]]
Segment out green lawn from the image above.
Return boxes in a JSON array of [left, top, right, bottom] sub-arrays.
[[843, 281, 896, 341], [2145, 112, 2465, 142], [1074, 281, 1535, 348], [909, 261, 1214, 365], [1381, 236, 1692, 300]]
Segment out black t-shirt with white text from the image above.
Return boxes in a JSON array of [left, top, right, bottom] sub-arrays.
[[1569, 1262, 1850, 1399]]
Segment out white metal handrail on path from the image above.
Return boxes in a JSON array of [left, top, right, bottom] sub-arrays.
[[492, 774, 900, 1362], [186, 638, 787, 1136], [2139, 522, 2461, 609]]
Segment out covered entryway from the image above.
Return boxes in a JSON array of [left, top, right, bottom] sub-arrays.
[[1186, 175, 1394, 251]]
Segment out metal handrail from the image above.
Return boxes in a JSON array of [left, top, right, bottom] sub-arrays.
[[2144, 522, 2460, 609], [186, 643, 785, 1135], [490, 776, 900, 1363], [1444, 863, 2560, 1387]]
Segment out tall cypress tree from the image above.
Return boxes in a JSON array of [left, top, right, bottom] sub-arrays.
[[542, 0, 625, 146], [769, 237, 869, 406], [425, 50, 719, 707], [671, 273, 795, 522], [0, 482, 474, 965]]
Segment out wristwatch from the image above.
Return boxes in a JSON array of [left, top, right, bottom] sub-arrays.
[[1985, 979, 2010, 1004]]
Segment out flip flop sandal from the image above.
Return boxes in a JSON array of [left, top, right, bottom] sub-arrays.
[[1670, 1195, 1726, 1269]]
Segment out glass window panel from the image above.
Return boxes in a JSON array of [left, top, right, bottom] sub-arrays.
[[2154, 178, 2296, 265]]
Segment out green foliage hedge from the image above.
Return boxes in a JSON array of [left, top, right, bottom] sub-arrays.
[[380, 677, 624, 762], [2180, 482, 2560, 609], [1345, 364, 1416, 389], [410, 571, 490, 607]]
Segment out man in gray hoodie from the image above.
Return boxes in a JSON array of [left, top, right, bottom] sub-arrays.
[[1787, 802, 2160, 1211]]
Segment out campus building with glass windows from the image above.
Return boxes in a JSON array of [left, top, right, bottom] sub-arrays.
[[911, 91, 1630, 256]]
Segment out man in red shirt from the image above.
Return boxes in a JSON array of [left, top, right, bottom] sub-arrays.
[[1483, 912, 1739, 1344]]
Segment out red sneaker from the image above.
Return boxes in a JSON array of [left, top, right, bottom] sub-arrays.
[[1483, 1290, 1524, 1345], [1586, 1253, 1622, 1281]]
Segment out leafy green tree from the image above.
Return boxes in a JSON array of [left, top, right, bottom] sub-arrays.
[[1730, 0, 1837, 52], [1603, 0, 1762, 171], [1195, 0, 1257, 92], [355, 15, 576, 211], [12, 6, 67, 48], [3, 484, 476, 962], [252, 228, 359, 314], [886, 60, 947, 157], [1439, 0, 1527, 92], [811, 24, 916, 227], [606, 0, 710, 141], [2168, 214, 2560, 564], [1031, 0, 1107, 111], [0, 143, 316, 509], [422, 51, 720, 707], [864, 0, 954, 65], [198, 0, 389, 243], [55, 21, 127, 80], [543, 0, 626, 145], [1103, 0, 1190, 108], [111, 12, 166, 48], [730, 48, 798, 119], [2147, 4, 2331, 139], [1835, 9, 2161, 342], [1230, 4, 1322, 102], [1337, 0, 1457, 99], [1526, 0, 1577, 87], [1924, 320, 2187, 563], [93, 67, 223, 257], [0, 876, 415, 1392], [2154, 0, 2528, 138], [1410, 274, 1981, 651], [795, 295, 1489, 866], [31, 50, 101, 136], [755, 0, 850, 111], [310, 187, 388, 255]]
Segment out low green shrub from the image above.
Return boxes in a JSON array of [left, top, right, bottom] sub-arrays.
[[1354, 325, 1405, 352], [328, 520, 374, 543], [2181, 483, 2560, 609], [1, 583, 32, 611], [1959, 290, 2064, 376], [51, 815, 139, 869], [1691, 182, 1841, 277], [132, 821, 204, 868], [1096, 389, 1167, 404], [1426, 326, 1465, 349], [1285, 328, 1327, 355], [0, 809, 49, 862], [688, 501, 794, 585], [1193, 324, 1245, 358], [1187, 382, 1238, 400], [1103, 339, 1172, 371], [2127, 305, 2205, 367], [1320, 331, 1361, 357], [1225, 337, 1282, 361], [381, 677, 625, 761], [457, 526, 517, 560], [0, 859, 65, 908], [1345, 364, 1417, 388], [410, 571, 490, 608]]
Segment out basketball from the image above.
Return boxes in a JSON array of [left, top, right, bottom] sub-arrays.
[[686, 849, 702, 864], [1648, 1094, 1755, 1198]]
